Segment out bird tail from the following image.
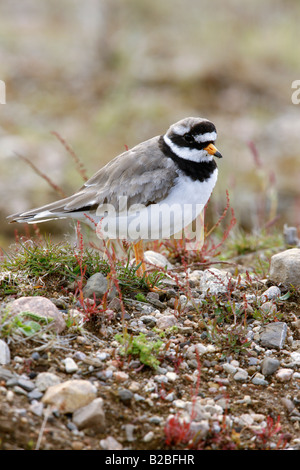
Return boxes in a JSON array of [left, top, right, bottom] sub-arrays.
[[7, 195, 77, 224]]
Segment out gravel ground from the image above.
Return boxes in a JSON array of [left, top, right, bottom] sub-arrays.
[[0, 250, 300, 451]]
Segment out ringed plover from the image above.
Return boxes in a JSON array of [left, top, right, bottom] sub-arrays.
[[7, 117, 222, 275]]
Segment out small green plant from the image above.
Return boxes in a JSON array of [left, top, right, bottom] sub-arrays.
[[207, 321, 251, 355], [0, 309, 54, 339], [115, 331, 163, 369], [135, 293, 148, 302], [1, 237, 109, 286]]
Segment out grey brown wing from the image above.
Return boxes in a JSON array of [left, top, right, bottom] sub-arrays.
[[7, 136, 179, 221], [63, 136, 179, 214]]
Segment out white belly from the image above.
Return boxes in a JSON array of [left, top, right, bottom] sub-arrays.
[[96, 169, 218, 241]]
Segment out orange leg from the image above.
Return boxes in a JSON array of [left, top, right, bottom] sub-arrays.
[[133, 240, 165, 293], [133, 240, 147, 277]]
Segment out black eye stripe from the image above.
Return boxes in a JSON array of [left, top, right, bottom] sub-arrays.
[[170, 132, 214, 150]]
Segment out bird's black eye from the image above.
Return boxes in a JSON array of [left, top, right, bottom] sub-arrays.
[[183, 133, 194, 143]]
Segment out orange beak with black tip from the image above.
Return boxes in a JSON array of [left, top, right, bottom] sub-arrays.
[[204, 143, 223, 158]]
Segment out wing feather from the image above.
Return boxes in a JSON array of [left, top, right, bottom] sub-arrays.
[[8, 136, 179, 222]]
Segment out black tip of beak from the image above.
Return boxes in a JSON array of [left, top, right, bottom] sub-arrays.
[[214, 151, 223, 159]]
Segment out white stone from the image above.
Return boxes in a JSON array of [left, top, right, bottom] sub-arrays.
[[166, 372, 177, 382], [199, 268, 234, 295], [63, 357, 79, 373], [290, 352, 300, 364], [186, 343, 207, 358], [144, 250, 172, 269], [238, 413, 254, 426], [233, 368, 248, 382], [222, 363, 237, 374], [0, 339, 10, 365], [99, 436, 123, 450], [173, 399, 187, 409], [143, 431, 154, 442], [269, 248, 300, 287], [42, 379, 97, 413], [156, 314, 177, 330], [276, 368, 294, 382], [260, 286, 281, 302]]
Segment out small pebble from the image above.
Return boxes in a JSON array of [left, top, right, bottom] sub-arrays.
[[260, 286, 281, 302], [233, 369, 248, 382], [100, 436, 123, 450], [143, 431, 154, 443], [251, 373, 268, 386], [118, 388, 133, 405], [63, 357, 79, 373], [276, 368, 294, 382], [261, 357, 280, 376]]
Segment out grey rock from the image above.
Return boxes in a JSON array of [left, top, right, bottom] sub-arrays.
[[6, 378, 19, 387], [260, 322, 287, 349], [83, 272, 116, 299], [269, 248, 300, 287], [74, 351, 87, 361], [261, 356, 280, 376], [135, 303, 156, 314], [107, 297, 122, 312], [28, 389, 44, 401], [133, 393, 145, 402], [72, 397, 106, 431], [281, 397, 296, 413], [233, 368, 248, 382], [283, 225, 299, 246], [31, 352, 40, 361], [7, 296, 66, 333], [0, 339, 10, 365], [35, 372, 62, 392], [199, 268, 234, 295], [156, 314, 177, 330], [260, 286, 281, 302], [140, 315, 157, 328], [146, 292, 165, 308], [222, 363, 237, 375], [149, 416, 163, 425], [29, 400, 44, 417], [13, 385, 28, 396], [0, 366, 16, 381], [251, 373, 268, 386], [17, 377, 35, 392], [123, 423, 136, 442], [118, 388, 133, 405], [260, 301, 277, 315]]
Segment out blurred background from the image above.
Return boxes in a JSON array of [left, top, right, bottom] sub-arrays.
[[1, 0, 300, 250]]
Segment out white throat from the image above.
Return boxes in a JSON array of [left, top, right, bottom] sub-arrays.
[[163, 134, 214, 163]]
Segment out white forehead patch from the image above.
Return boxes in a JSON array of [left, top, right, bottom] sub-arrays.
[[172, 124, 189, 136], [194, 131, 217, 143]]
